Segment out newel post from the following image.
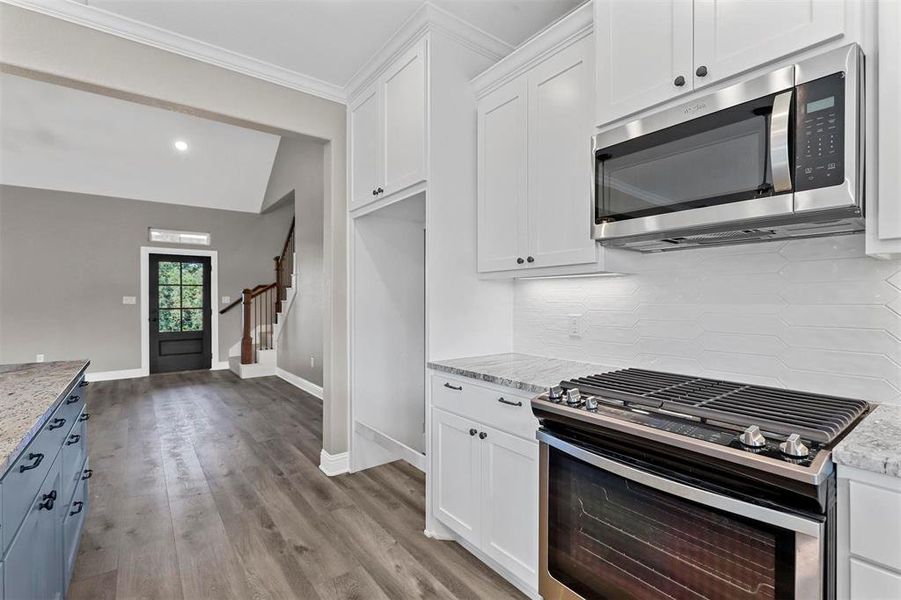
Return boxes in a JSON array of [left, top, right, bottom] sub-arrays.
[[274, 256, 283, 314], [241, 288, 253, 364]]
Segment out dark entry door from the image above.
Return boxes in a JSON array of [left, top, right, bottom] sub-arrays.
[[149, 254, 212, 373]]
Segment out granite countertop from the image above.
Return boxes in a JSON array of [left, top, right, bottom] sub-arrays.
[[0, 360, 90, 476], [428, 352, 619, 394], [833, 404, 901, 479]]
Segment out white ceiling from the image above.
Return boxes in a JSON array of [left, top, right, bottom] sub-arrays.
[[0, 73, 281, 213], [78, 0, 583, 91]]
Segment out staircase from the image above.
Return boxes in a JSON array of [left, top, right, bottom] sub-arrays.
[[221, 218, 296, 379]]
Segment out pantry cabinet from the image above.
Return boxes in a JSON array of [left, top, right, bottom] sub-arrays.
[[477, 31, 597, 273], [348, 38, 428, 211], [595, 0, 852, 126]]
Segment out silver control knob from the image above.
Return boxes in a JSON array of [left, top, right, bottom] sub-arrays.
[[739, 425, 767, 448], [779, 434, 809, 458], [548, 385, 564, 402], [585, 396, 598, 411], [564, 388, 581, 406]]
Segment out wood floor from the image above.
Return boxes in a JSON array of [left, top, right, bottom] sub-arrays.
[[69, 370, 525, 600]]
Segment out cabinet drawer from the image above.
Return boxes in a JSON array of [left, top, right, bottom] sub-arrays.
[[850, 558, 901, 600], [850, 481, 901, 571], [431, 375, 537, 441], [63, 459, 88, 586], [1, 430, 59, 555], [55, 376, 88, 430], [61, 416, 87, 506]]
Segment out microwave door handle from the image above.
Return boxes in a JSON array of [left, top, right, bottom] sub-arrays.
[[771, 90, 794, 193]]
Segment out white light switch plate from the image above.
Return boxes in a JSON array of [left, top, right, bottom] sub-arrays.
[[122, 296, 136, 305], [568, 314, 583, 338], [36, 354, 45, 362]]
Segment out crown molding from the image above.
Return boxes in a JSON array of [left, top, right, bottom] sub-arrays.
[[471, 1, 593, 98], [1, 0, 347, 103], [344, 1, 514, 101]]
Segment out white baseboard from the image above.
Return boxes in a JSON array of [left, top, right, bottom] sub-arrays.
[[212, 361, 230, 370], [275, 367, 324, 399], [354, 420, 426, 472], [85, 368, 147, 382], [319, 449, 349, 477]]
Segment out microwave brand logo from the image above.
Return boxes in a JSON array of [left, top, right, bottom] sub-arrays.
[[683, 102, 707, 115]]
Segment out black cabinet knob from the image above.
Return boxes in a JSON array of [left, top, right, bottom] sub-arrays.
[[376, 187, 384, 194], [478, 432, 487, 440], [516, 257, 525, 265], [372, 189, 378, 196], [469, 428, 477, 436], [82, 469, 94, 480], [526, 256, 535, 263], [696, 65, 708, 77], [674, 75, 686, 87]]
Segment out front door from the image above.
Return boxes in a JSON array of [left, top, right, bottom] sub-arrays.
[[149, 254, 212, 373]]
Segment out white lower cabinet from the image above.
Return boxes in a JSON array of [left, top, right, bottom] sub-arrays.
[[430, 374, 538, 595]]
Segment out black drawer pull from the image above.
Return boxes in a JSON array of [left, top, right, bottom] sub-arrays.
[[66, 395, 81, 405], [79, 380, 89, 387], [66, 434, 81, 445], [478, 432, 487, 440], [443, 383, 463, 391], [82, 469, 94, 480], [39, 490, 57, 511], [19, 452, 44, 473], [69, 501, 84, 516], [497, 397, 523, 407], [79, 413, 91, 422], [48, 417, 67, 430]]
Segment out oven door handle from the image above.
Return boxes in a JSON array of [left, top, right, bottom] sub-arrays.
[[770, 89, 794, 193], [537, 430, 822, 538]]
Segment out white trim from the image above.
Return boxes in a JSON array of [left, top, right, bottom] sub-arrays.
[[319, 449, 350, 477], [275, 367, 324, 399], [354, 420, 426, 472], [140, 246, 219, 376], [2, 0, 346, 103], [212, 361, 230, 370], [85, 368, 145, 382]]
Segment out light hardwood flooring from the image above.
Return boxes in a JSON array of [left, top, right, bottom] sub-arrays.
[[69, 370, 525, 600]]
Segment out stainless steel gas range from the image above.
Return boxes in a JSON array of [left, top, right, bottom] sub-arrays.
[[531, 368, 869, 600]]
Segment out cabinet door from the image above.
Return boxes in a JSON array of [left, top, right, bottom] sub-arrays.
[[478, 77, 528, 272], [693, 0, 845, 88], [349, 83, 382, 210], [382, 38, 427, 196], [594, 0, 694, 126], [4, 457, 63, 600], [526, 37, 597, 269], [432, 408, 481, 546], [479, 424, 538, 587]]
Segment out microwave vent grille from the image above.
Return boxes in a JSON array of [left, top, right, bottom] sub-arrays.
[[666, 229, 776, 245]]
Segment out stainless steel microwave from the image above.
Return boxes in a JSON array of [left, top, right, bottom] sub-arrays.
[[592, 44, 864, 252]]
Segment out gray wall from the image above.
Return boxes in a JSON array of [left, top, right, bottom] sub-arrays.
[[264, 136, 325, 386], [1, 4, 350, 455], [0, 184, 293, 372]]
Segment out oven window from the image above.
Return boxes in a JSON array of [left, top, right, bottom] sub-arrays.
[[547, 447, 796, 599], [595, 92, 789, 223]]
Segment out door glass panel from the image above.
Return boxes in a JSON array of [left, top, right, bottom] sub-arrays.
[[547, 447, 795, 599], [158, 309, 182, 332], [157, 261, 204, 332], [595, 92, 787, 223]]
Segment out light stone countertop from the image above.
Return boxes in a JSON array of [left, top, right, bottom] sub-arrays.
[[427, 352, 620, 395], [0, 360, 90, 476], [833, 404, 901, 479]]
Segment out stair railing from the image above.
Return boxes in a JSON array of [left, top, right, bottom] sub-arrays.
[[274, 217, 295, 316]]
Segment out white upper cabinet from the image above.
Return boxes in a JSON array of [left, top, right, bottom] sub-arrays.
[[349, 84, 381, 208], [478, 77, 528, 272], [594, 0, 694, 126], [595, 0, 851, 126], [382, 40, 427, 194], [348, 38, 428, 211], [693, 0, 846, 88], [527, 37, 598, 269]]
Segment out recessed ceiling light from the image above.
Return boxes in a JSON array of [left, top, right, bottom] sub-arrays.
[[173, 140, 189, 152]]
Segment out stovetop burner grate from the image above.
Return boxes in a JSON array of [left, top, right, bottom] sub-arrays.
[[562, 368, 869, 444]]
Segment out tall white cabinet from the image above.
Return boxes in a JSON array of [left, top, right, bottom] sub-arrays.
[[475, 4, 600, 276]]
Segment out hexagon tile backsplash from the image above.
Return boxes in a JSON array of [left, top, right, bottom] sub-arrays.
[[514, 235, 901, 405]]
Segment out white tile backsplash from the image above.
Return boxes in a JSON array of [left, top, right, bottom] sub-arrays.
[[514, 235, 901, 404]]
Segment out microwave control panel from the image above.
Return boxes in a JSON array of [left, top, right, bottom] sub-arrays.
[[795, 72, 845, 191]]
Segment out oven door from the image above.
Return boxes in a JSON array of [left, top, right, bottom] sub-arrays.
[[591, 65, 797, 242], [538, 431, 824, 600]]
